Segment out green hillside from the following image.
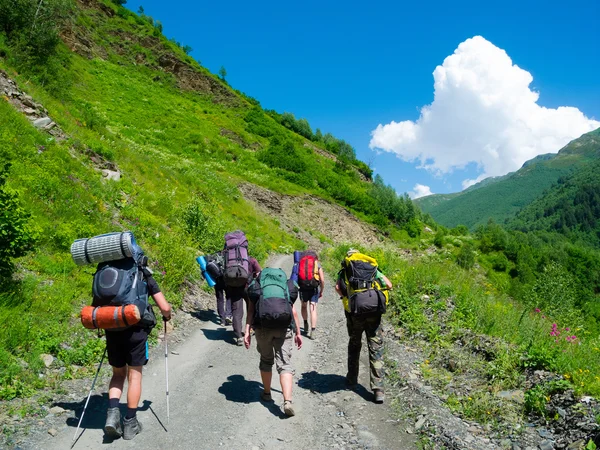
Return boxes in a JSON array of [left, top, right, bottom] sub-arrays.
[[0, 0, 421, 396], [415, 128, 600, 229], [509, 157, 600, 246]]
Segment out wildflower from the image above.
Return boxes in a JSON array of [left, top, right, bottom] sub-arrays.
[[535, 308, 541, 313], [564, 374, 571, 379], [565, 328, 570, 331]]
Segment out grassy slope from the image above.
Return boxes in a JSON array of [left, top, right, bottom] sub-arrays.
[[0, 0, 394, 396], [416, 129, 600, 229]]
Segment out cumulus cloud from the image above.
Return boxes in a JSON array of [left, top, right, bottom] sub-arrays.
[[370, 36, 600, 188], [409, 184, 434, 199]]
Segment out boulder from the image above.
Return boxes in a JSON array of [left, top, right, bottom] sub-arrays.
[[101, 169, 121, 181], [33, 117, 52, 128], [40, 353, 54, 368]]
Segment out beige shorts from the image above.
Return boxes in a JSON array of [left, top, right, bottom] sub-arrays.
[[254, 327, 294, 374]]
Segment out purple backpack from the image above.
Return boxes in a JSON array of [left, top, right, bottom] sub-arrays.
[[223, 231, 250, 287]]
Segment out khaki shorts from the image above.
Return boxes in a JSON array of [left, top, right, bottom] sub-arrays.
[[254, 327, 294, 374]]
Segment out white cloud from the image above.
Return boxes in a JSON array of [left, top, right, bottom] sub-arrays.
[[409, 184, 434, 199], [370, 36, 600, 188]]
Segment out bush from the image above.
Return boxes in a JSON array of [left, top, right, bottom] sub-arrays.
[[456, 242, 475, 269], [0, 164, 38, 278]]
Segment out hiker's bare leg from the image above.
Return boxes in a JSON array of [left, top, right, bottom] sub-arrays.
[[310, 302, 318, 329], [280, 372, 293, 401], [108, 366, 127, 400], [126, 366, 143, 409], [301, 302, 308, 323], [260, 370, 272, 393]]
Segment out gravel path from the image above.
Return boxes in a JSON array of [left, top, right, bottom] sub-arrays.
[[30, 254, 415, 450]]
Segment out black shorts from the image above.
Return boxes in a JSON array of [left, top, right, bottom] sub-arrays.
[[300, 288, 319, 303], [106, 327, 149, 368]]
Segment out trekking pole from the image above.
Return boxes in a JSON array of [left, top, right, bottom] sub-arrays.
[[164, 317, 170, 426], [73, 347, 107, 442]]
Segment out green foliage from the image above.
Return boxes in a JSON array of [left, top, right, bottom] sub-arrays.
[[218, 65, 227, 81], [524, 379, 572, 416], [0, 164, 38, 278]]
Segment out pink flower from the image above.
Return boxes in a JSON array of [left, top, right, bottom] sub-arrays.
[[565, 328, 570, 331], [535, 308, 541, 313]]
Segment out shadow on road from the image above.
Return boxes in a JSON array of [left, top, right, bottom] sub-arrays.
[[297, 371, 372, 402], [190, 308, 221, 325], [218, 375, 285, 418]]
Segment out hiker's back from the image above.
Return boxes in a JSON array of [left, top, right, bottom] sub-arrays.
[[223, 231, 250, 287]]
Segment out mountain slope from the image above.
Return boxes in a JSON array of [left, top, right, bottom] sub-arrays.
[[415, 128, 600, 229], [0, 0, 420, 396]]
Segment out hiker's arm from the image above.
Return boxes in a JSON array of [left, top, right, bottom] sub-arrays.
[[318, 267, 325, 297], [291, 306, 303, 349], [335, 282, 342, 297], [381, 274, 392, 290], [151, 292, 172, 321], [244, 301, 255, 349]]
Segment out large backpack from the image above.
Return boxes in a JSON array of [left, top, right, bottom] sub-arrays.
[[341, 253, 387, 316], [248, 268, 293, 329], [298, 250, 320, 290], [206, 251, 225, 281], [89, 256, 156, 330], [223, 231, 250, 287]]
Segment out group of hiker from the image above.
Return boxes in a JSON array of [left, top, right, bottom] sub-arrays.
[[71, 229, 392, 441]]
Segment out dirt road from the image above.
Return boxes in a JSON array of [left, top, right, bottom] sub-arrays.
[[33, 255, 415, 450]]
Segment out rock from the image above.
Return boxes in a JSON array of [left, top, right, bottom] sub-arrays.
[[49, 406, 65, 415], [48, 428, 58, 437], [538, 429, 552, 439], [171, 351, 179, 355], [40, 353, 54, 367], [496, 390, 525, 404], [538, 441, 553, 450], [415, 416, 427, 430], [499, 440, 512, 449], [23, 107, 37, 115], [33, 117, 52, 128], [567, 440, 585, 450], [421, 294, 430, 301], [102, 169, 121, 181], [21, 95, 37, 108], [557, 407, 567, 418]]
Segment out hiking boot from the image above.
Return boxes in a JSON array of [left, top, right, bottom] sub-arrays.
[[309, 328, 316, 340], [225, 317, 233, 326], [123, 416, 143, 440], [104, 407, 122, 439], [260, 391, 273, 402], [283, 400, 295, 417], [236, 337, 243, 346], [303, 321, 309, 334], [374, 389, 385, 404]]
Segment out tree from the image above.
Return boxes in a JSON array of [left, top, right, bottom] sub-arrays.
[[218, 66, 227, 81], [182, 45, 193, 55], [137, 5, 144, 14]]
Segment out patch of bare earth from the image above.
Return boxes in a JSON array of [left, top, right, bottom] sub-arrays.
[[238, 183, 382, 251]]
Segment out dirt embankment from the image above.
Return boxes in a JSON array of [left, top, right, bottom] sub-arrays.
[[239, 183, 382, 251]]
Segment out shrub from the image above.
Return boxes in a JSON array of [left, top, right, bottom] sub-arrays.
[[456, 242, 475, 269], [0, 164, 38, 278]]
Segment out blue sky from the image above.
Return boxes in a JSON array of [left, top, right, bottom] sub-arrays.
[[126, 0, 600, 197]]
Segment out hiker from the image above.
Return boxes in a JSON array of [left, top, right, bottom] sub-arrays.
[[222, 230, 260, 345], [225, 255, 261, 344], [335, 249, 392, 404], [244, 267, 303, 416], [103, 266, 172, 440], [296, 250, 325, 339], [204, 251, 231, 325]]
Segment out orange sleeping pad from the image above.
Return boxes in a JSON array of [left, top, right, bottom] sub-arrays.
[[81, 305, 141, 330]]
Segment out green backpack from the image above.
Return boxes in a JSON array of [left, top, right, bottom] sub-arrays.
[[250, 267, 292, 329]]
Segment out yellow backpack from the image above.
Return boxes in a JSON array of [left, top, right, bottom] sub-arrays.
[[338, 253, 388, 315]]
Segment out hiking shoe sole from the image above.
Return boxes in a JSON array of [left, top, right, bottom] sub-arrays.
[[104, 407, 122, 439], [283, 401, 295, 417], [374, 390, 385, 404]]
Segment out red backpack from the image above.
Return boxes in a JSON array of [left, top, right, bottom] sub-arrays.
[[298, 251, 320, 289]]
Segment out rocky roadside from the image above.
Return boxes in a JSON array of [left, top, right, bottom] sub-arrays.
[[383, 322, 600, 450]]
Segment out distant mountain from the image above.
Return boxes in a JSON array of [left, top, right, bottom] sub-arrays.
[[415, 128, 600, 229]]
